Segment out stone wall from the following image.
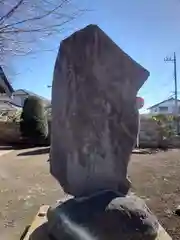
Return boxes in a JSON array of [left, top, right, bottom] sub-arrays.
[[0, 121, 51, 145], [0, 122, 21, 144], [167, 136, 180, 148], [139, 117, 180, 148], [0, 118, 179, 148], [139, 118, 160, 148]]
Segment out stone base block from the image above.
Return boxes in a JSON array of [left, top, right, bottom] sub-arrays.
[[22, 196, 171, 240]]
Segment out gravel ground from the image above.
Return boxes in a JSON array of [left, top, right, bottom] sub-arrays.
[[129, 149, 180, 239], [0, 147, 65, 240], [0, 147, 180, 239]]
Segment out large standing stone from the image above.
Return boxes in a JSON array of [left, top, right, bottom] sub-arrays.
[[50, 24, 149, 196]]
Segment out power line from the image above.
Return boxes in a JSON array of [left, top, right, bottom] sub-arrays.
[[139, 74, 174, 99], [164, 52, 179, 134]]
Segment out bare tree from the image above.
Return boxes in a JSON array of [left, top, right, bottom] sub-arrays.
[[0, 0, 85, 67]]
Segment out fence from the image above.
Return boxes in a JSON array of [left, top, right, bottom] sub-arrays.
[[0, 121, 51, 145]]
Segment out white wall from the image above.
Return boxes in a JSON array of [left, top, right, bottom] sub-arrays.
[[150, 99, 180, 114], [12, 95, 22, 107], [12, 94, 28, 107]]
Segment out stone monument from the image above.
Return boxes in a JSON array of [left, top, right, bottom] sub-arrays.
[[50, 24, 149, 197], [43, 25, 171, 240]]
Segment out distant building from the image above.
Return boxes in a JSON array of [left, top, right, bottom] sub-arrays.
[[148, 97, 180, 115], [0, 66, 51, 110], [12, 89, 51, 108]]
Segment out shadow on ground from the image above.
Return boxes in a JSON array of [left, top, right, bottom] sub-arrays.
[[28, 223, 50, 240], [17, 147, 50, 156]]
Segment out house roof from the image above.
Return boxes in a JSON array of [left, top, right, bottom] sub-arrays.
[[13, 89, 51, 106], [148, 97, 180, 109], [0, 66, 14, 94]]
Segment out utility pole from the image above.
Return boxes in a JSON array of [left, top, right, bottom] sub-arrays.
[[164, 52, 179, 134]]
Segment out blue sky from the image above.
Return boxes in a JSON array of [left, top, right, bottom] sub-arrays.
[[10, 0, 180, 112]]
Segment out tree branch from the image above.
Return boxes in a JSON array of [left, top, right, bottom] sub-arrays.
[[1, 10, 81, 35], [0, 0, 69, 31], [0, 0, 24, 23], [0, 0, 86, 66]]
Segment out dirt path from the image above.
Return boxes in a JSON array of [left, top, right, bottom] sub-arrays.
[[0, 149, 13, 157], [0, 147, 65, 240], [0, 148, 180, 239], [129, 149, 180, 239]]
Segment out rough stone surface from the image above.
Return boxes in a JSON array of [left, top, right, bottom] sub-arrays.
[[47, 190, 159, 240], [50, 24, 149, 196], [175, 205, 180, 216]]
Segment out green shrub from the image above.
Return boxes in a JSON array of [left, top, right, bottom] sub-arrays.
[[152, 114, 176, 139], [20, 96, 48, 145]]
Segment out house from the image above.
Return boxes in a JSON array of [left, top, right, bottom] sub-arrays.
[[0, 66, 51, 111], [12, 89, 51, 108], [148, 97, 180, 115], [0, 66, 17, 111]]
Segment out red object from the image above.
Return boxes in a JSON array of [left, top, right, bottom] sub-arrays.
[[136, 97, 144, 109]]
